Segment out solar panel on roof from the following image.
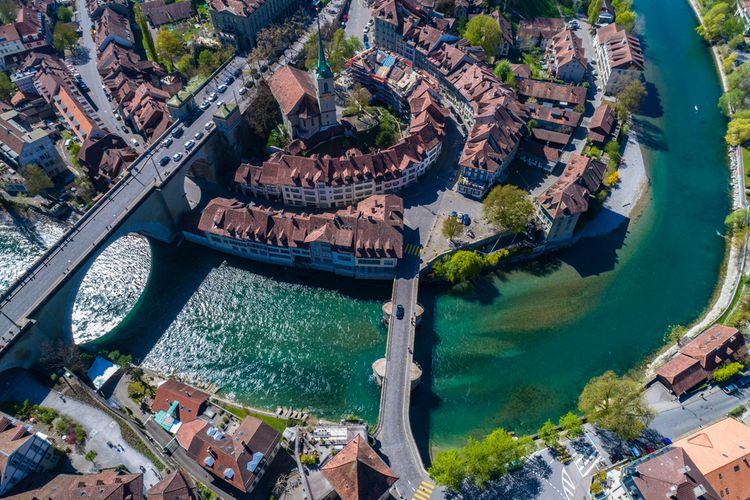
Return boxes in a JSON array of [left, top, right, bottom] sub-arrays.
[[247, 451, 264, 472]]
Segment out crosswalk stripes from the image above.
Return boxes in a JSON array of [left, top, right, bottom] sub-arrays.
[[403, 243, 424, 256], [561, 468, 575, 500], [411, 481, 435, 500]]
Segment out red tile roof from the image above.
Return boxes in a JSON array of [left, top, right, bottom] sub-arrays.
[[320, 435, 398, 500], [537, 153, 606, 218], [152, 378, 209, 423], [146, 469, 197, 500], [680, 325, 741, 369], [588, 103, 616, 143], [268, 65, 320, 117], [517, 79, 586, 106], [6, 470, 143, 499]]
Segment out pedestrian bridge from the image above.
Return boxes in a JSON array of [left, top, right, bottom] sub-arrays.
[[0, 59, 249, 372]]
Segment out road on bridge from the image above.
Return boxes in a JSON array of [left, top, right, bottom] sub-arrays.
[[376, 253, 442, 500]]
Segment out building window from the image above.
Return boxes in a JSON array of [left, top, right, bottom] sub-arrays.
[[735, 465, 741, 472]]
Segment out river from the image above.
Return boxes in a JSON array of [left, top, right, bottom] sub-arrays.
[[0, 0, 730, 451]]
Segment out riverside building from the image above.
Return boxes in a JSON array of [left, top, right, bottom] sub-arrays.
[[208, 0, 302, 50], [183, 195, 405, 279]]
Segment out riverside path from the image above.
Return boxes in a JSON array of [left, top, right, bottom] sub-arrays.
[[376, 253, 442, 500]]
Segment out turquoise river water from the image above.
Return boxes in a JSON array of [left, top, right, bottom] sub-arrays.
[[0, 0, 730, 451]]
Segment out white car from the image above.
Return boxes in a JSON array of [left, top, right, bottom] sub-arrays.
[[209, 92, 218, 101], [200, 100, 211, 110], [238, 87, 248, 95], [216, 100, 225, 108], [205, 121, 214, 130], [184, 140, 195, 150], [217, 84, 228, 93], [172, 152, 183, 161], [161, 137, 173, 147]]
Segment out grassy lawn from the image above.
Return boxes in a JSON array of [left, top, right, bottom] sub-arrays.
[[219, 402, 289, 433], [743, 146, 750, 190]]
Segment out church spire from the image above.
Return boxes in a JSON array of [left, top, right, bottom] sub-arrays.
[[315, 17, 333, 79]]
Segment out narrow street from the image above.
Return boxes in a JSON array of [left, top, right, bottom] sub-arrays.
[[72, 0, 142, 148], [344, 0, 371, 43]]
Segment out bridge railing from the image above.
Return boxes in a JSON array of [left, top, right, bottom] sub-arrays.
[[0, 55, 243, 311]]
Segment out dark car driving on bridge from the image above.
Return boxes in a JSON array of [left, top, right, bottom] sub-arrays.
[[396, 304, 404, 320]]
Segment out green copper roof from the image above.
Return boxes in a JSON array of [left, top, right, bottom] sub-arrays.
[[315, 17, 333, 79]]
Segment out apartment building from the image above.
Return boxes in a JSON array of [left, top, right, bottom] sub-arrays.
[[595, 23, 645, 95], [0, 110, 64, 177], [0, 416, 57, 496], [184, 195, 404, 278], [545, 28, 587, 83], [536, 153, 606, 245], [208, 0, 302, 50]]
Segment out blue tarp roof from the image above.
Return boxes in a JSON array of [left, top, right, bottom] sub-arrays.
[[86, 356, 120, 390]]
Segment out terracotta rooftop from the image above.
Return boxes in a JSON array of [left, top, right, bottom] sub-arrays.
[[6, 469, 143, 499], [268, 65, 320, 118], [537, 153, 605, 218], [680, 325, 740, 362], [627, 447, 719, 500], [674, 418, 750, 477], [146, 469, 198, 500], [517, 78, 586, 106], [320, 435, 398, 500]]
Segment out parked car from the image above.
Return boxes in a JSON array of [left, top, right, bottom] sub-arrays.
[[396, 304, 404, 320], [239, 87, 248, 95], [722, 382, 739, 395], [200, 100, 211, 110], [172, 127, 184, 138], [161, 137, 173, 147], [217, 84, 228, 93], [172, 152, 183, 161], [462, 214, 471, 225], [205, 121, 214, 130], [216, 100, 225, 108], [208, 92, 218, 101], [159, 156, 170, 166], [738, 374, 750, 388], [233, 67, 242, 77], [184, 140, 195, 150], [224, 76, 234, 85], [450, 210, 457, 218], [194, 131, 204, 140], [130, 138, 139, 147]]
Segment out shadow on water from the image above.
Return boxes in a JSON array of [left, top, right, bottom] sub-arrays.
[[2, 210, 50, 251], [94, 239, 391, 360], [410, 288, 441, 467], [639, 81, 665, 120], [559, 218, 630, 278]]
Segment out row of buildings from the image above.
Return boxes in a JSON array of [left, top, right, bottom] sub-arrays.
[[0, 3, 49, 70], [656, 324, 746, 397], [615, 417, 750, 500]]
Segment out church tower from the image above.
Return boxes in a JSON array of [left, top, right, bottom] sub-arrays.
[[315, 18, 338, 129]]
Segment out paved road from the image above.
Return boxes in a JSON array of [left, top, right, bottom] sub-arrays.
[[376, 263, 442, 500], [647, 381, 750, 440], [344, 0, 372, 43], [71, 0, 141, 149], [0, 370, 160, 488]]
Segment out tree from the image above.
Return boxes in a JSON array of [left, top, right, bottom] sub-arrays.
[[429, 449, 465, 490], [559, 411, 583, 438], [57, 6, 73, 22], [493, 59, 515, 85], [53, 23, 79, 54], [0, 71, 15, 101], [21, 164, 52, 195], [442, 216, 463, 240], [433, 250, 484, 283], [538, 420, 560, 446], [615, 10, 636, 32], [328, 28, 362, 72], [463, 15, 502, 58], [588, 0, 602, 25], [245, 79, 281, 139], [578, 370, 653, 440], [347, 85, 371, 114], [614, 79, 646, 119], [483, 184, 534, 234], [85, 450, 98, 462], [156, 27, 186, 72], [725, 208, 750, 235], [74, 176, 95, 205], [713, 362, 744, 382], [376, 110, 400, 148], [726, 116, 750, 146], [697, 2, 744, 42], [175, 54, 196, 78], [604, 139, 621, 162], [0, 0, 18, 24], [134, 6, 157, 61]]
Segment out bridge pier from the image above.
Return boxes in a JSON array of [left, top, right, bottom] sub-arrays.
[[382, 300, 424, 325], [373, 358, 422, 389]]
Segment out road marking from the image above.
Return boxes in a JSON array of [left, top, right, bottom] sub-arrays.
[[561, 469, 575, 500], [411, 481, 434, 500], [412, 491, 429, 500]]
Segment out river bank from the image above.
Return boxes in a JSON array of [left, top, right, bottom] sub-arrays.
[[644, 0, 747, 378]]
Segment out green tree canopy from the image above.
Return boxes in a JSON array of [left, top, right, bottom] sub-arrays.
[[463, 15, 502, 58], [720, 63, 750, 114], [483, 184, 535, 234], [0, 71, 15, 101], [442, 216, 464, 240], [433, 250, 484, 283], [156, 27, 186, 71], [429, 428, 534, 490], [538, 420, 560, 446], [615, 10, 636, 32], [713, 362, 744, 382], [726, 116, 750, 146], [493, 59, 515, 85], [578, 370, 653, 441], [725, 208, 750, 235], [347, 85, 371, 114], [0, 0, 18, 24], [21, 164, 53, 195], [376, 109, 400, 148], [614, 79, 646, 119], [558, 411, 583, 438], [587, 0, 602, 25], [53, 23, 79, 54], [57, 6, 73, 22], [697, 1, 744, 43]]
